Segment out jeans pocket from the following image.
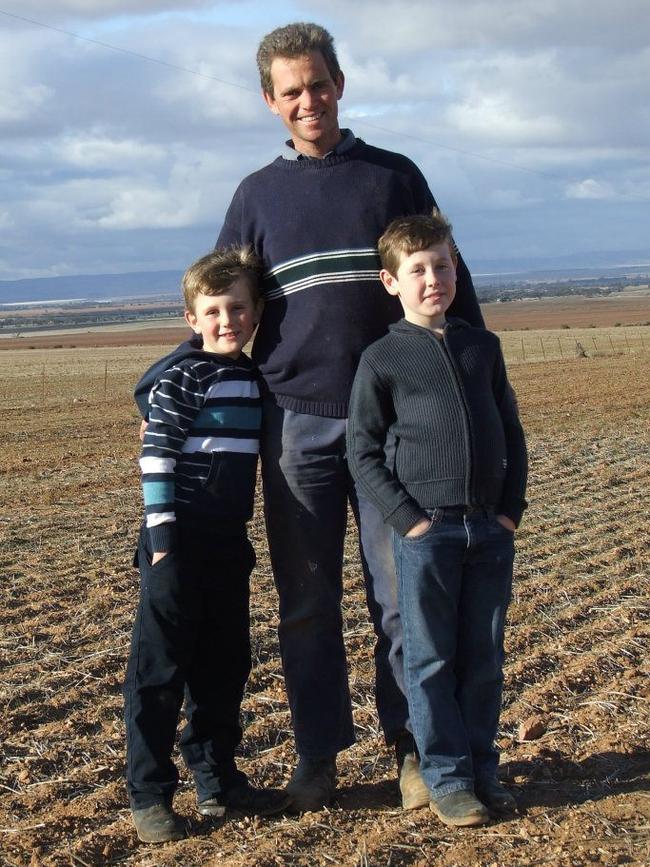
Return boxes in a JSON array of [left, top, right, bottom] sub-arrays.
[[491, 514, 515, 536], [402, 508, 443, 543]]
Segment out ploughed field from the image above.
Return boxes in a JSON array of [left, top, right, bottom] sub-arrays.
[[0, 306, 648, 865]]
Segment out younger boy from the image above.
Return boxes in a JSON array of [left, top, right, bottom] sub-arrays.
[[347, 213, 527, 827], [124, 248, 289, 843]]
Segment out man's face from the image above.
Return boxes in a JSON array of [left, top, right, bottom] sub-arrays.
[[263, 50, 344, 158]]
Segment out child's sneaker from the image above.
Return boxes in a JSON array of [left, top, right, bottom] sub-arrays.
[[131, 803, 185, 843], [429, 789, 489, 827], [198, 783, 290, 817]]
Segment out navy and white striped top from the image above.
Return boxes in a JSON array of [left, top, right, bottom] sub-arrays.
[[140, 352, 261, 552]]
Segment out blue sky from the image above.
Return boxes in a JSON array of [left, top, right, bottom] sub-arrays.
[[1, 0, 649, 280]]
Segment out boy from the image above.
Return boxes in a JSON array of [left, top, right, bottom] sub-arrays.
[[124, 248, 289, 844], [347, 213, 528, 827]]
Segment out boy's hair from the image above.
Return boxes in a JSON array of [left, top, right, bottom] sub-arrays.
[[378, 211, 457, 277], [182, 246, 263, 312], [257, 22, 341, 95]]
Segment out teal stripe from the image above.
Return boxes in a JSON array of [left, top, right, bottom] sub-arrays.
[[193, 406, 261, 429], [143, 480, 174, 506]]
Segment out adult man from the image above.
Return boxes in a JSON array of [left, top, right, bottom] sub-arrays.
[[214, 21, 484, 813]]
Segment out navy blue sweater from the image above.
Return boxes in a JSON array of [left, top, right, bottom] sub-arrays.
[[216, 138, 484, 417], [347, 318, 528, 535]]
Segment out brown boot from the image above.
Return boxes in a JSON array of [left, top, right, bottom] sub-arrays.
[[395, 732, 429, 810]]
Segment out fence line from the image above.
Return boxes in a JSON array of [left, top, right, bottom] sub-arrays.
[[1, 331, 648, 408]]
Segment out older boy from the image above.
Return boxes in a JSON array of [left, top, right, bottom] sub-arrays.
[[347, 213, 528, 826], [124, 248, 288, 844]]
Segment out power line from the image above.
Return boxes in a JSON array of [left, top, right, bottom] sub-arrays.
[[0, 7, 255, 92], [352, 119, 556, 179], [0, 6, 558, 179]]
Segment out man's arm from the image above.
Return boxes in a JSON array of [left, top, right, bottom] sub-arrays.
[[134, 337, 203, 419], [492, 345, 528, 527], [215, 183, 246, 249]]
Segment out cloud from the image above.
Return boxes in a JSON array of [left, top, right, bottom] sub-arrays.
[[566, 179, 615, 200]]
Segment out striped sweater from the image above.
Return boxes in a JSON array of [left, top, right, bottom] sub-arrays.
[[140, 351, 261, 552], [216, 136, 484, 418]]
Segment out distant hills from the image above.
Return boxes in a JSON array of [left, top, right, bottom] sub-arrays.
[[0, 270, 183, 305], [1, 251, 649, 305]]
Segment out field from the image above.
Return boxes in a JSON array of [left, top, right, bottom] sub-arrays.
[[0, 299, 648, 866]]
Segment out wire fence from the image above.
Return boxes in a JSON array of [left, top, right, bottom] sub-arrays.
[[0, 328, 649, 410], [499, 327, 648, 364]]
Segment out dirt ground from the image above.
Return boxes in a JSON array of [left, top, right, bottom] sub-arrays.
[[0, 324, 648, 865]]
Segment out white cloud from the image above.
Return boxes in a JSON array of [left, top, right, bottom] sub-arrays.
[[56, 134, 167, 169], [566, 179, 615, 200]]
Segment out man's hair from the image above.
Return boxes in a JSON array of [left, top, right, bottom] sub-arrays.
[[257, 22, 341, 95], [378, 211, 457, 277], [182, 246, 263, 312]]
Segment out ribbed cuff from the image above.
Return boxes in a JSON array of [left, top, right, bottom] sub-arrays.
[[148, 521, 178, 554], [388, 501, 429, 537]]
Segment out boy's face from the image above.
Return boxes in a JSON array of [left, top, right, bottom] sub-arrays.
[[380, 242, 457, 331], [184, 277, 261, 358], [263, 50, 344, 158]]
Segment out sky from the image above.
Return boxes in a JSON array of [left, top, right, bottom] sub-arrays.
[[1, 0, 649, 280]]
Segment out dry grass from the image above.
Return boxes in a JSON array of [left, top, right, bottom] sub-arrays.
[[0, 332, 648, 865]]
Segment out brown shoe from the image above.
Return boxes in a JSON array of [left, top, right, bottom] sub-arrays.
[[430, 789, 490, 827], [395, 732, 429, 810]]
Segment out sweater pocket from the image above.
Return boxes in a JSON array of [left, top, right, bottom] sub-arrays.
[[199, 451, 257, 520]]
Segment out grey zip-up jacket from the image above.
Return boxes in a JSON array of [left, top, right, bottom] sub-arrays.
[[347, 317, 528, 536]]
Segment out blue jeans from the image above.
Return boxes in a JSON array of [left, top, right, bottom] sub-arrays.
[[393, 507, 514, 798], [261, 401, 409, 758]]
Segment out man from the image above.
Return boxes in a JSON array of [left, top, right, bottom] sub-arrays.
[[140, 21, 484, 813]]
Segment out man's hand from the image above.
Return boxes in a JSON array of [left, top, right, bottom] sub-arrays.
[[405, 517, 432, 538], [496, 514, 516, 533], [139, 419, 148, 442], [152, 551, 167, 565]]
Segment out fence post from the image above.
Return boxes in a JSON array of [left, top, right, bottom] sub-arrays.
[[557, 337, 563, 358], [539, 337, 546, 359], [104, 360, 108, 400], [42, 365, 46, 403], [521, 337, 525, 360]]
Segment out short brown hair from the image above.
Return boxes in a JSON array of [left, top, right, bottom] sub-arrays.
[[378, 211, 457, 277], [257, 22, 341, 95], [182, 246, 263, 312]]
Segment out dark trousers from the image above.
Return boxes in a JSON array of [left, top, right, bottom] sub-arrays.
[[123, 523, 254, 809], [261, 401, 409, 758], [393, 508, 515, 798]]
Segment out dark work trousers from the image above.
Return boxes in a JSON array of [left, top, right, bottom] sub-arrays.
[[261, 400, 408, 759], [123, 521, 254, 809]]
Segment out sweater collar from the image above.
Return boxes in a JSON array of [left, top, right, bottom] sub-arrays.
[[281, 128, 357, 161], [389, 317, 469, 337]]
